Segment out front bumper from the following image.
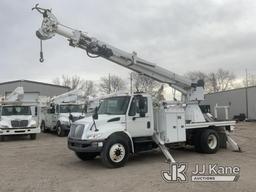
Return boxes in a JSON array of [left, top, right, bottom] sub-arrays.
[[68, 137, 104, 153], [0, 127, 40, 136]]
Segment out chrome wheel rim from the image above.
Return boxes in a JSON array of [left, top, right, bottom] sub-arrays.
[[208, 134, 217, 149], [109, 143, 125, 163], [57, 126, 61, 135]]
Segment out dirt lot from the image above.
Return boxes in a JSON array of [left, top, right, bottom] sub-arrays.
[[0, 122, 256, 192]]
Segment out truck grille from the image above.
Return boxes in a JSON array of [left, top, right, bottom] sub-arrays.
[[69, 124, 84, 139], [11, 120, 29, 128]]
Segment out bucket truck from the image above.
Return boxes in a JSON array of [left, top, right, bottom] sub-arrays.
[[33, 5, 241, 168], [0, 87, 40, 141], [40, 89, 86, 136]]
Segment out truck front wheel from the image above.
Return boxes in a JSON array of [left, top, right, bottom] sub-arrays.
[[101, 136, 129, 168], [40, 121, 47, 133], [56, 124, 65, 137], [75, 152, 98, 161]]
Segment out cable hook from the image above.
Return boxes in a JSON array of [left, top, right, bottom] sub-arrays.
[[39, 39, 44, 63]]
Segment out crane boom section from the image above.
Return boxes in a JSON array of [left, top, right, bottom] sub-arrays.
[[35, 8, 193, 94]]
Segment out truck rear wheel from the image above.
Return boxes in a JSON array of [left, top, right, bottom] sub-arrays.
[[75, 152, 98, 161], [199, 129, 220, 154], [101, 136, 129, 168], [56, 124, 65, 137]]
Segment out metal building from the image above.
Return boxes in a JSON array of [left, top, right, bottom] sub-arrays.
[[0, 80, 70, 100], [202, 86, 256, 120]]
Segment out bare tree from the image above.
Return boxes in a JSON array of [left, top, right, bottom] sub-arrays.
[[207, 69, 235, 92], [53, 75, 96, 96], [243, 73, 256, 87], [186, 69, 235, 93], [81, 80, 96, 96], [99, 75, 126, 94], [131, 72, 160, 94], [53, 75, 85, 90]]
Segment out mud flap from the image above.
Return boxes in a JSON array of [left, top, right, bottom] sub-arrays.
[[219, 131, 227, 149]]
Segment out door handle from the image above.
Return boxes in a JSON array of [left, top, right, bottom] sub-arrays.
[[147, 121, 151, 129]]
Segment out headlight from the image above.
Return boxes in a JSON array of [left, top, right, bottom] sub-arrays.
[[30, 123, 37, 127], [87, 132, 103, 140], [0, 124, 9, 128]]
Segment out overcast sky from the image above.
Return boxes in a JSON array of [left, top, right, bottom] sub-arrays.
[[1, 0, 256, 84]]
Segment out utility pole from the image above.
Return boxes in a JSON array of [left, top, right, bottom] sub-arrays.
[[245, 69, 249, 120], [108, 73, 111, 94]]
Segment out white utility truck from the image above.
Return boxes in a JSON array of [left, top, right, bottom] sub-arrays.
[[34, 5, 241, 168], [0, 87, 40, 141], [40, 89, 86, 136]]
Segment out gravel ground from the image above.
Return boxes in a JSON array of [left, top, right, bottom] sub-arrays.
[[0, 122, 255, 192]]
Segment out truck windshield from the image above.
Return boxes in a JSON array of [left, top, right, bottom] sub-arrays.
[[98, 96, 130, 115], [60, 105, 83, 113], [1, 106, 32, 116]]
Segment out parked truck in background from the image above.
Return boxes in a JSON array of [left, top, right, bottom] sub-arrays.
[[40, 90, 86, 136], [0, 87, 40, 141]]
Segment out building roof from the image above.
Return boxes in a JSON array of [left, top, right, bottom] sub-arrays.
[[205, 85, 256, 96], [0, 80, 70, 90]]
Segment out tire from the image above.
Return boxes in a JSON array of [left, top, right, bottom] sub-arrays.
[[199, 129, 220, 154], [40, 121, 47, 133], [56, 124, 65, 137], [30, 134, 37, 140], [75, 152, 98, 161], [101, 135, 130, 168]]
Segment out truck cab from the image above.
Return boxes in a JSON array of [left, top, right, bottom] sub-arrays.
[[68, 93, 157, 167], [41, 102, 85, 136], [0, 103, 40, 140]]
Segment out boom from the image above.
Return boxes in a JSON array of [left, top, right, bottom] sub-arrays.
[[33, 5, 204, 102]]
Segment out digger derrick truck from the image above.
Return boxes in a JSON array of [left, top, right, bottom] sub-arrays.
[[0, 87, 40, 141], [40, 89, 86, 137], [33, 5, 241, 168]]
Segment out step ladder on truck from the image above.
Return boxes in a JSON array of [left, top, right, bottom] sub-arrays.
[[40, 89, 86, 137], [33, 5, 241, 167]]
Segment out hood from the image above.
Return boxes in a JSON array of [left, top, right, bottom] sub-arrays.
[[71, 114, 125, 140], [59, 112, 85, 122], [1, 115, 33, 121], [75, 114, 123, 127]]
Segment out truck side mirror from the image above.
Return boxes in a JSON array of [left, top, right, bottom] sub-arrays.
[[92, 107, 98, 120], [51, 106, 55, 114], [84, 104, 88, 114]]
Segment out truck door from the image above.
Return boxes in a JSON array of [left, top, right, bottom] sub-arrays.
[[45, 105, 56, 129], [126, 96, 153, 137], [51, 104, 58, 127], [45, 108, 52, 128]]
